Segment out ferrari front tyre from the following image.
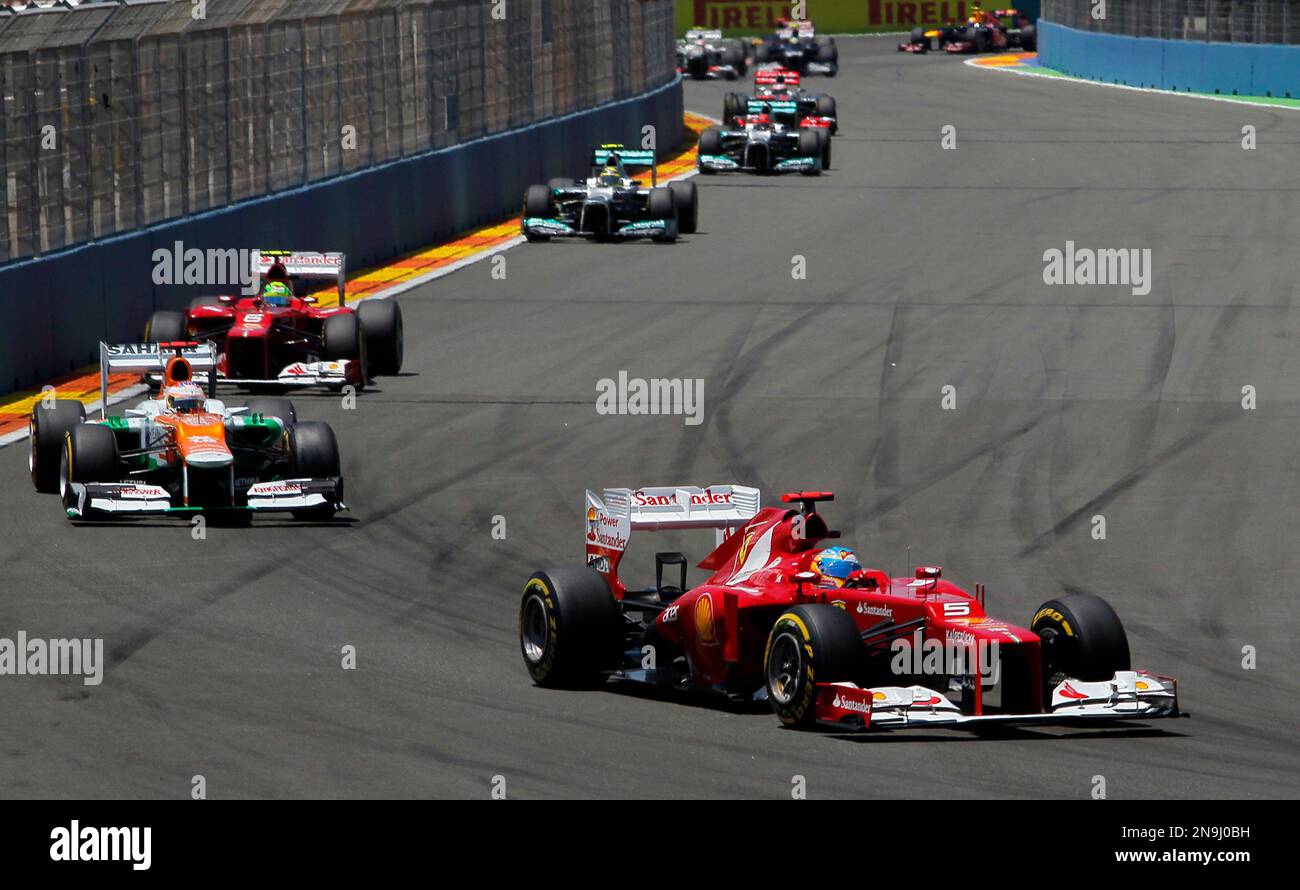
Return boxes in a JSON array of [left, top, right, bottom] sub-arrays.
[[321, 313, 365, 390], [145, 309, 185, 344], [669, 180, 699, 234], [357, 299, 403, 376], [1031, 592, 1131, 694], [816, 94, 836, 119], [29, 400, 85, 493], [1019, 24, 1037, 52], [288, 421, 341, 520], [243, 398, 297, 431], [519, 566, 620, 688], [764, 604, 861, 729]]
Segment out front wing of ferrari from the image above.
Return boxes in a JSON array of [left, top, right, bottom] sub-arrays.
[[813, 670, 1181, 731]]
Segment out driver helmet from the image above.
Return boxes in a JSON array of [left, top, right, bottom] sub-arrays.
[[597, 165, 623, 187], [262, 280, 292, 307], [163, 382, 206, 415], [810, 546, 861, 587]]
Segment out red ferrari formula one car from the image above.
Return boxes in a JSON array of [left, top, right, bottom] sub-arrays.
[[518, 486, 1181, 732], [145, 250, 403, 390], [898, 6, 1037, 54]]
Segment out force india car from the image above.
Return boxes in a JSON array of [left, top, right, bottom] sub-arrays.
[[698, 103, 831, 175], [722, 68, 838, 134], [754, 19, 838, 76], [676, 28, 747, 80], [518, 486, 1181, 732], [28, 341, 346, 521], [145, 250, 403, 391], [899, 6, 1037, 54], [522, 145, 699, 242]]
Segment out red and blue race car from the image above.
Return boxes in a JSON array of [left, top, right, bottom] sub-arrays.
[[898, 6, 1037, 54], [518, 485, 1181, 732]]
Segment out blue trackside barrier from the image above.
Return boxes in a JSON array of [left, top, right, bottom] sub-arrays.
[[0, 77, 684, 395], [1040, 21, 1300, 99]]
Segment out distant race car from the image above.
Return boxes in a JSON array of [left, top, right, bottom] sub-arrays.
[[676, 28, 747, 80], [698, 101, 830, 175], [899, 6, 1037, 54], [28, 342, 346, 521], [522, 145, 698, 243], [145, 250, 403, 391], [518, 486, 1182, 732], [754, 18, 838, 76], [722, 68, 837, 134]]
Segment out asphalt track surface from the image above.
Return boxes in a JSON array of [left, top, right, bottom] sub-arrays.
[[3, 36, 1299, 800]]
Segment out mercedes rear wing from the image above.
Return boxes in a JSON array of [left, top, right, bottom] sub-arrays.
[[592, 144, 658, 186], [746, 99, 799, 115], [255, 249, 347, 305], [99, 341, 217, 418]]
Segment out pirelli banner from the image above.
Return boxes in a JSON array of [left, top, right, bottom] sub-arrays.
[[676, 0, 1040, 34]]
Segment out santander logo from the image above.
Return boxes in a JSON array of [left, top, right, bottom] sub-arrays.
[[633, 488, 732, 507], [831, 692, 872, 714]]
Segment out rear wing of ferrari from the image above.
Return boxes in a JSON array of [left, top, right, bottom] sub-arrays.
[[255, 249, 347, 306], [591, 144, 658, 186], [585, 485, 761, 593], [99, 341, 217, 418]]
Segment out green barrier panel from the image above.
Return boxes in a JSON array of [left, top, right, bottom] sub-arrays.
[[676, 1, 1039, 36]]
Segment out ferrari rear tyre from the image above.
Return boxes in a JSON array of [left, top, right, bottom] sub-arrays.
[[145, 310, 185, 344], [1031, 592, 1131, 694], [1019, 25, 1037, 52], [519, 566, 621, 688], [30, 400, 85, 492], [357, 299, 403, 376], [764, 604, 861, 729]]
